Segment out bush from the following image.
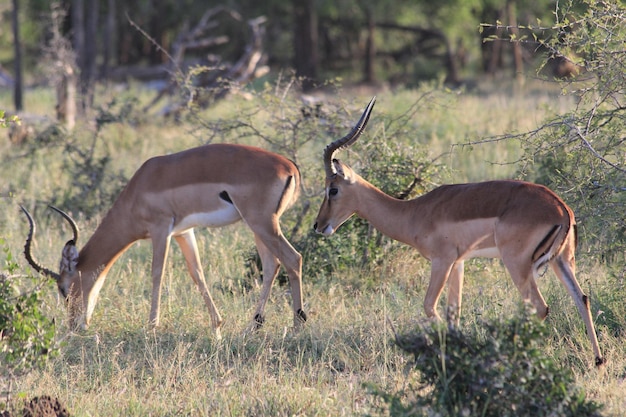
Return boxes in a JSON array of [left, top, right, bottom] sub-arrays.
[[366, 309, 603, 417], [297, 135, 439, 281], [0, 239, 57, 383], [522, 0, 626, 260], [200, 87, 444, 286]]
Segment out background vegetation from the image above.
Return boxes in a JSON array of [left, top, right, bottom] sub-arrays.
[[1, 0, 625, 415]]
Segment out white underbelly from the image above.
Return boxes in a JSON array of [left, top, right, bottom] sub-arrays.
[[172, 205, 241, 234], [463, 246, 500, 260]]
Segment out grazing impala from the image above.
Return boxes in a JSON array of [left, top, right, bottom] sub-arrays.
[[314, 97, 604, 366], [22, 143, 307, 337]]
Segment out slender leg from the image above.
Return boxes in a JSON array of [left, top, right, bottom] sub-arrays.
[[424, 258, 454, 321], [231, 185, 305, 330], [253, 230, 305, 329], [149, 232, 172, 327], [246, 234, 281, 332], [174, 230, 223, 339], [551, 256, 604, 366], [500, 250, 549, 319], [446, 260, 465, 326]]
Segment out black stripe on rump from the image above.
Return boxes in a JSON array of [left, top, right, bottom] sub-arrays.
[[532, 224, 561, 264], [219, 191, 233, 204]]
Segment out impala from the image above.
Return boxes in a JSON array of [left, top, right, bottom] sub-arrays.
[[314, 97, 604, 366], [22, 143, 307, 337]]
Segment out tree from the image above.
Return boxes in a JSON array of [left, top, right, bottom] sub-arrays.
[[11, 0, 23, 112], [0, 240, 57, 402], [479, 0, 626, 259], [71, 0, 98, 112], [532, 0, 626, 259], [293, 0, 318, 90]]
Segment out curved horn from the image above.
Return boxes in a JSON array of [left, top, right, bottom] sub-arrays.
[[323, 96, 376, 178], [20, 205, 61, 281], [48, 205, 79, 245]]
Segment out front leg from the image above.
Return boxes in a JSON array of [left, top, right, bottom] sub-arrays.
[[446, 260, 465, 326], [424, 257, 455, 321], [149, 233, 172, 328], [174, 231, 223, 339]]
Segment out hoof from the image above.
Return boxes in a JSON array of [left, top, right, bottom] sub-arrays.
[[297, 309, 307, 323], [254, 313, 265, 329]]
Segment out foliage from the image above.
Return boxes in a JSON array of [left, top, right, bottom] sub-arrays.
[[49, 99, 136, 216], [0, 239, 57, 383], [366, 309, 604, 417], [1, 83, 625, 416], [296, 134, 439, 282], [477, 0, 626, 260], [3, 0, 565, 96], [523, 0, 626, 260], [215, 87, 443, 284], [301, 93, 442, 280], [0, 113, 56, 389], [0, 110, 20, 128]]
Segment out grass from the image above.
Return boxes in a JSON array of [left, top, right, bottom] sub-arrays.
[[1, 81, 625, 415]]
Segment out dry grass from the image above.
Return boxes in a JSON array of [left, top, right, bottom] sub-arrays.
[[1, 82, 624, 416]]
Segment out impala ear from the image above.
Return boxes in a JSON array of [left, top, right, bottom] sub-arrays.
[[60, 241, 79, 275], [333, 159, 356, 184]]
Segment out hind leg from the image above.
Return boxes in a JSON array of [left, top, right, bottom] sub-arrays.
[[551, 254, 604, 366], [174, 231, 223, 338], [500, 249, 549, 319], [247, 234, 281, 331], [248, 228, 305, 331]]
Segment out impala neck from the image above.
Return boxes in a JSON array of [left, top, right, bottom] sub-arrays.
[[77, 205, 138, 283], [354, 180, 415, 245]]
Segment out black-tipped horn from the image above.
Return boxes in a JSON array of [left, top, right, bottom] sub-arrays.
[[20, 205, 61, 281], [323, 96, 376, 178], [48, 205, 79, 245]]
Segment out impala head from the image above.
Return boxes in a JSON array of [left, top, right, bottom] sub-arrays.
[[21, 205, 84, 327], [314, 97, 376, 236]]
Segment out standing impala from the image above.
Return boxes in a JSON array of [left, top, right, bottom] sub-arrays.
[[314, 97, 604, 366], [22, 143, 307, 337]]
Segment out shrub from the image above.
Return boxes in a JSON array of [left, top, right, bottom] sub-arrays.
[[521, 0, 625, 261], [366, 309, 603, 417], [233, 91, 442, 285], [297, 135, 439, 281], [0, 239, 58, 384]]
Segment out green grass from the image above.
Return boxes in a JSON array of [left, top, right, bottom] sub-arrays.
[[1, 82, 625, 416]]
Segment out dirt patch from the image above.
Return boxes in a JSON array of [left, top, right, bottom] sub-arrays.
[[1, 396, 70, 417]]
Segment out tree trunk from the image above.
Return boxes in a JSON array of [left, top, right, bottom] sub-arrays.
[[72, 0, 85, 114], [101, 0, 116, 81], [443, 37, 461, 85], [71, 0, 98, 112], [83, 0, 98, 108], [363, 8, 376, 83], [11, 0, 23, 111], [293, 0, 318, 91], [486, 8, 505, 75], [507, 0, 524, 82], [148, 0, 168, 64], [56, 65, 77, 130]]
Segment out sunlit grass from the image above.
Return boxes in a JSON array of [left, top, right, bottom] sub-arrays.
[[1, 82, 624, 416]]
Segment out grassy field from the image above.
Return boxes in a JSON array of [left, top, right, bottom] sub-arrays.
[[1, 81, 625, 416]]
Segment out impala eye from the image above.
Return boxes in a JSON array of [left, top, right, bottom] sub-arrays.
[[57, 284, 69, 300], [329, 188, 339, 196]]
